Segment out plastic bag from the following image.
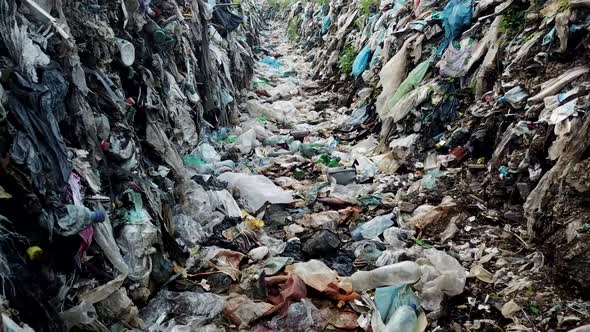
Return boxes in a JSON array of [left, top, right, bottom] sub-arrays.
[[236, 129, 260, 154], [286, 259, 339, 292], [438, 0, 473, 56], [352, 45, 372, 78], [437, 39, 477, 77], [382, 58, 431, 116], [322, 15, 331, 34], [93, 209, 129, 275], [269, 299, 321, 332], [218, 172, 293, 213], [375, 285, 420, 324], [116, 222, 158, 284], [140, 291, 224, 328], [260, 56, 282, 68], [191, 143, 221, 163], [414, 248, 466, 312]]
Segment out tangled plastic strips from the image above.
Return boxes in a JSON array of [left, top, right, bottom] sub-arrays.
[[0, 215, 27, 296]]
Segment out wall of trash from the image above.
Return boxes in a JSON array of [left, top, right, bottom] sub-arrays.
[[283, 0, 590, 295], [0, 0, 263, 330], [1, 0, 590, 330]]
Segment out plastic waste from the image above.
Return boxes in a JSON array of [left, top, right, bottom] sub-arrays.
[[348, 261, 421, 292], [376, 37, 413, 117], [383, 226, 415, 248], [218, 172, 294, 213], [192, 143, 221, 163], [236, 129, 260, 154], [498, 86, 529, 108], [140, 291, 224, 327], [385, 305, 417, 331], [297, 211, 340, 229], [414, 248, 466, 312], [224, 294, 273, 327], [115, 38, 135, 67], [261, 56, 282, 68], [93, 208, 129, 275], [354, 241, 384, 264], [375, 285, 420, 324], [327, 167, 356, 185], [264, 257, 294, 276], [437, 39, 476, 77], [351, 213, 396, 240], [57, 205, 106, 236], [269, 299, 321, 332], [352, 45, 372, 78], [117, 221, 158, 284], [322, 15, 332, 34], [287, 259, 339, 292], [303, 229, 341, 257], [529, 66, 589, 102], [1, 313, 34, 332], [548, 98, 578, 125], [543, 87, 579, 111], [189, 160, 236, 175], [383, 58, 431, 116], [439, 0, 473, 56]]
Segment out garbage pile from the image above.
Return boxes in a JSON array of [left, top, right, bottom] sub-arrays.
[[252, 0, 590, 329], [0, 0, 266, 330], [1, 0, 590, 330]]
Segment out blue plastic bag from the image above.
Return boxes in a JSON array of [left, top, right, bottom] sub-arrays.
[[260, 56, 282, 68], [322, 15, 332, 34], [375, 285, 420, 323], [438, 0, 473, 56], [352, 45, 372, 78]]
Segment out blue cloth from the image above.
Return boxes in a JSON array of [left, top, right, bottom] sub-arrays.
[[352, 45, 372, 78]]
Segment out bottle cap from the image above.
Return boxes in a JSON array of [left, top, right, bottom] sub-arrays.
[[93, 209, 106, 223]]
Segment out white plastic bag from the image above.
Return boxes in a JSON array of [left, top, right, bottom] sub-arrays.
[[218, 172, 293, 213]]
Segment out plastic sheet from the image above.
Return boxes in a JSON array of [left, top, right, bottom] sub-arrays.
[[218, 172, 294, 213], [140, 291, 225, 328], [117, 222, 158, 284]]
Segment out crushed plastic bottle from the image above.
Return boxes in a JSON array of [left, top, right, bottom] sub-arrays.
[[57, 205, 106, 236], [348, 261, 421, 292], [351, 213, 395, 240]]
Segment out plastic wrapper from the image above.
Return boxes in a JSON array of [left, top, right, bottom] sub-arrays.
[[116, 222, 158, 284], [269, 299, 321, 332], [140, 291, 225, 328], [93, 211, 129, 275]]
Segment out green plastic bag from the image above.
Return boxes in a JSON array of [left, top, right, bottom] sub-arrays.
[[383, 58, 432, 114]]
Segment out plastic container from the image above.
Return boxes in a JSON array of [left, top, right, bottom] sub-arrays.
[[115, 38, 135, 67], [351, 213, 395, 240]]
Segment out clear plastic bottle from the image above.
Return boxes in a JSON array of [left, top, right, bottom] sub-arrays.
[[384, 305, 417, 332], [351, 213, 395, 240], [349, 261, 420, 292]]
